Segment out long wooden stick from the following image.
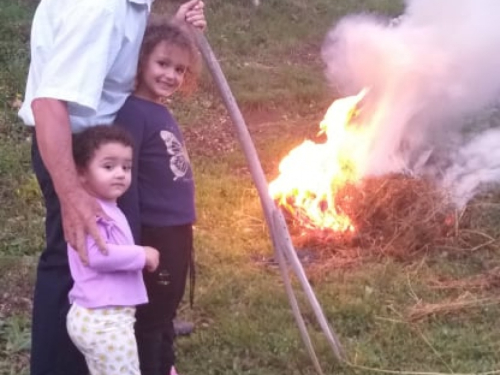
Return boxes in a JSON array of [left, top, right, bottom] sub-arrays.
[[194, 31, 345, 368]]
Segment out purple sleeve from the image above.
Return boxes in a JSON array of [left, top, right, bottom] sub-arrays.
[[84, 224, 146, 272], [88, 243, 146, 272]]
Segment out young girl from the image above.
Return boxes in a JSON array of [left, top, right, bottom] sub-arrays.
[[115, 18, 201, 375], [66, 125, 160, 375]]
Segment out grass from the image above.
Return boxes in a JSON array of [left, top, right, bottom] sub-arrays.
[[1, 0, 500, 374]]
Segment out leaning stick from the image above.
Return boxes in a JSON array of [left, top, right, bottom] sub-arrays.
[[194, 31, 345, 368]]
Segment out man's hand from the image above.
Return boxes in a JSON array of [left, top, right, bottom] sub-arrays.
[[59, 187, 108, 265], [175, 0, 206, 31], [144, 246, 160, 272], [32, 98, 108, 265]]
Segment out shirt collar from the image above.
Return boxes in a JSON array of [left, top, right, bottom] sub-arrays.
[[128, 0, 154, 11]]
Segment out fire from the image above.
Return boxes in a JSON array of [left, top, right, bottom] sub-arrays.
[[269, 89, 369, 232]]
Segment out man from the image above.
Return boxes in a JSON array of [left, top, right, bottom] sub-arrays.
[[18, 1, 205, 374]]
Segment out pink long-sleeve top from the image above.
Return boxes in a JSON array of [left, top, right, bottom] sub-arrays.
[[67, 199, 148, 309]]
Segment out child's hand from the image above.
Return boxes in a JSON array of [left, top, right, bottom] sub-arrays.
[[144, 246, 160, 272]]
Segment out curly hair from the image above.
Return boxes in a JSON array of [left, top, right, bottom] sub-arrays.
[[72, 125, 134, 170], [138, 17, 201, 95]]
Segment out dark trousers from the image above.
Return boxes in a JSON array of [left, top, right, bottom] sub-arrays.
[[136, 224, 193, 375], [30, 136, 88, 375]]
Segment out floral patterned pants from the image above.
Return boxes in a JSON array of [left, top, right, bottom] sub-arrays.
[[67, 303, 140, 375]]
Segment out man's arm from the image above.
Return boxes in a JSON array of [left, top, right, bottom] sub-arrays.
[[29, 5, 119, 262], [32, 98, 107, 263]]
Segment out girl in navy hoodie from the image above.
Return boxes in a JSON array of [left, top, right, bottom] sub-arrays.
[[115, 18, 201, 375]]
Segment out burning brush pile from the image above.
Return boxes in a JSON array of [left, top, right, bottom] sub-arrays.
[[275, 173, 454, 261], [267, 0, 500, 266], [268, 91, 492, 263]]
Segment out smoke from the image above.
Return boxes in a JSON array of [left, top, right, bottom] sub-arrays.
[[321, 0, 500, 205]]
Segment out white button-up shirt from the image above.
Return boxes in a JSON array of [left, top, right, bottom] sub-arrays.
[[19, 0, 154, 132]]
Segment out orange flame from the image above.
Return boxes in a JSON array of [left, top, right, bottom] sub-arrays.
[[269, 89, 369, 232]]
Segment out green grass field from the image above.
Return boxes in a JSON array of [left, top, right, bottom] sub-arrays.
[[1, 1, 500, 374]]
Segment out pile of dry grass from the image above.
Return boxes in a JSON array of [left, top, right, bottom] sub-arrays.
[[429, 266, 500, 291], [406, 292, 500, 321], [287, 174, 457, 261]]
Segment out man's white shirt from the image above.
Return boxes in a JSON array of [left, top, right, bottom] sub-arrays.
[[19, 0, 154, 132]]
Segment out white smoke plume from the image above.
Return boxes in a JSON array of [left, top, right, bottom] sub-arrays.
[[321, 0, 500, 206]]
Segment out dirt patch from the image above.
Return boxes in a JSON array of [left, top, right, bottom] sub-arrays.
[[183, 112, 237, 158], [183, 105, 291, 158], [286, 41, 324, 67], [243, 107, 286, 128], [0, 257, 35, 318]]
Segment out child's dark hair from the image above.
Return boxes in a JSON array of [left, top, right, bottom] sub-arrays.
[[138, 17, 201, 95], [72, 125, 134, 170]]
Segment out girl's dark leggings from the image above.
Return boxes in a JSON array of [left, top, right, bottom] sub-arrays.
[[135, 224, 194, 375]]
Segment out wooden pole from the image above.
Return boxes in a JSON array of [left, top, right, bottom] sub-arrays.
[[194, 31, 345, 368]]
